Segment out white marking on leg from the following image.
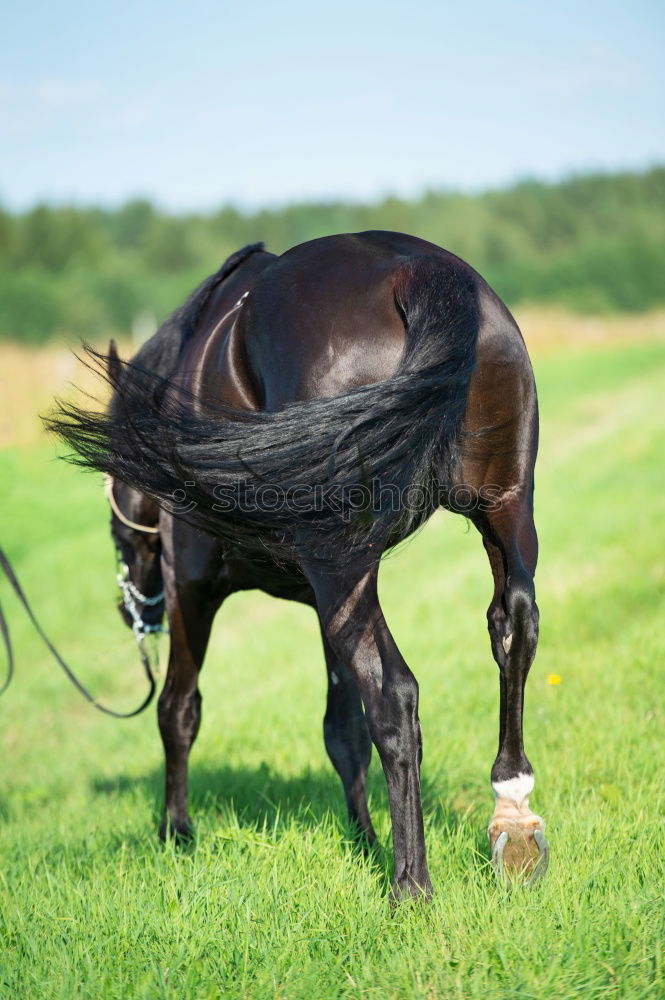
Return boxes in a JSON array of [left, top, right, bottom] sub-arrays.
[[492, 772, 534, 809], [331, 670, 339, 685], [502, 633, 513, 654]]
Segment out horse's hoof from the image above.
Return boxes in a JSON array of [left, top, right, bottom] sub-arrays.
[[488, 794, 549, 885], [490, 822, 549, 886], [391, 873, 434, 905], [159, 816, 195, 846]]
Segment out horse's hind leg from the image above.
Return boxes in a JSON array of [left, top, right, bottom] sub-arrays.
[[306, 559, 431, 900], [321, 631, 376, 845], [475, 502, 548, 881], [457, 306, 547, 880]]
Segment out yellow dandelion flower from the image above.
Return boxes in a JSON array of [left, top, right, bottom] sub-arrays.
[[547, 673, 562, 686]]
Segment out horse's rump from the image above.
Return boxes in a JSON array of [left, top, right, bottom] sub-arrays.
[[46, 233, 481, 562]]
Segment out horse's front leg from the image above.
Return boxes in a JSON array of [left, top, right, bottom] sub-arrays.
[[158, 528, 227, 842], [479, 505, 549, 883], [306, 559, 432, 901]]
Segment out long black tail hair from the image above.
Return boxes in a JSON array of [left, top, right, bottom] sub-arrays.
[[45, 253, 480, 563]]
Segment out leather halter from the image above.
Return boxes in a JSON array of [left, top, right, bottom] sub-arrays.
[[104, 474, 159, 534]]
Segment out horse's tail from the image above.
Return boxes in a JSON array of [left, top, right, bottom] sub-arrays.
[[45, 255, 480, 563]]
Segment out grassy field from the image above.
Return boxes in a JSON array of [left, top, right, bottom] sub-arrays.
[[0, 319, 664, 998]]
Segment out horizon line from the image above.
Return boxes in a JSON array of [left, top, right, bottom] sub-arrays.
[[2, 162, 663, 218]]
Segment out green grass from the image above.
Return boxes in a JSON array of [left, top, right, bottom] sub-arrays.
[[1, 337, 664, 999]]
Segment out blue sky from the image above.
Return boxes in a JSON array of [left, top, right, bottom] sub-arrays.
[[2, 0, 664, 211]]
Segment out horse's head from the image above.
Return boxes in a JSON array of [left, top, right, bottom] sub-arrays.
[[103, 340, 165, 637], [106, 476, 165, 636]]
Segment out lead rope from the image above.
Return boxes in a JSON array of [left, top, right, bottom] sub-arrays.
[[0, 545, 157, 718]]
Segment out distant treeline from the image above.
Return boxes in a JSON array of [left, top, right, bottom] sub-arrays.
[[1, 168, 663, 343]]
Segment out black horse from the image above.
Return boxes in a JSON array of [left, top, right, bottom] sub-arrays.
[[48, 231, 548, 899]]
